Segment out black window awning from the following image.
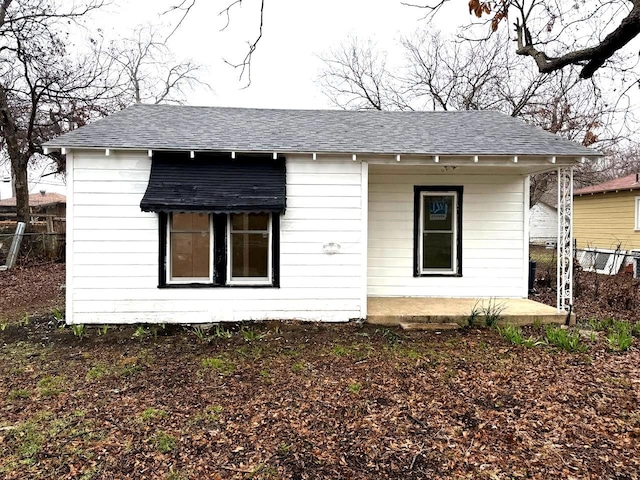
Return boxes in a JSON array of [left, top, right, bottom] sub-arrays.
[[140, 152, 286, 213]]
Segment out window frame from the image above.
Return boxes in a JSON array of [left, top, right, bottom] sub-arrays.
[[413, 185, 463, 277], [227, 213, 273, 286], [635, 196, 640, 230], [166, 212, 215, 285], [157, 212, 280, 289]]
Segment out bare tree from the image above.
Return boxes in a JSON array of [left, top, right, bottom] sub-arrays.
[[0, 0, 117, 225], [406, 0, 640, 79], [164, 0, 264, 85], [108, 25, 207, 106], [319, 32, 636, 206], [319, 39, 410, 111]]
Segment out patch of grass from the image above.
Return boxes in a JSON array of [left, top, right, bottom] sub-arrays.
[[151, 431, 177, 453], [7, 388, 30, 400], [14, 421, 45, 462], [497, 324, 524, 344], [96, 325, 110, 336], [544, 325, 587, 353], [607, 327, 634, 352], [36, 375, 64, 397], [71, 324, 86, 338], [51, 307, 64, 322], [201, 356, 236, 375], [482, 298, 506, 327], [86, 364, 107, 380], [376, 328, 402, 345], [331, 344, 350, 356], [585, 318, 635, 352], [497, 324, 544, 348], [277, 442, 292, 455], [291, 361, 306, 373], [330, 343, 372, 360], [213, 325, 233, 339], [348, 382, 362, 393], [140, 408, 167, 423], [240, 326, 265, 342], [468, 301, 482, 327], [189, 405, 223, 426], [133, 325, 152, 341], [259, 368, 271, 382]]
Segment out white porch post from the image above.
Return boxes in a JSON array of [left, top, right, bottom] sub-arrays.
[[557, 166, 574, 313], [360, 160, 369, 319]]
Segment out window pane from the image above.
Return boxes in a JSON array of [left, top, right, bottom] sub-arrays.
[[170, 212, 210, 280], [172, 212, 209, 232], [423, 232, 453, 270], [423, 195, 454, 231], [232, 232, 269, 278], [231, 213, 269, 231]]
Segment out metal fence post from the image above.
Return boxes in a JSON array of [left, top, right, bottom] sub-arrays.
[[5, 222, 26, 269]]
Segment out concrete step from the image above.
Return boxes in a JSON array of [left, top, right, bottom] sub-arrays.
[[399, 322, 461, 331]]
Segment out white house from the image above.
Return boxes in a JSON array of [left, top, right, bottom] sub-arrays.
[[44, 105, 598, 325], [529, 201, 558, 245]]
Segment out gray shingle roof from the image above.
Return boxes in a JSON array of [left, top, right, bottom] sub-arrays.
[[44, 104, 599, 157]]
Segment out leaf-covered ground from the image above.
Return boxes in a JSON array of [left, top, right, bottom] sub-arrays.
[[1, 317, 638, 480], [0, 262, 65, 322]]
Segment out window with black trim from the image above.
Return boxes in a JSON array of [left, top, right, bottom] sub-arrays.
[[168, 212, 213, 283], [414, 186, 463, 277], [158, 212, 280, 288], [228, 213, 272, 284]]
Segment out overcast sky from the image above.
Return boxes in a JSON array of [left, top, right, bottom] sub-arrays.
[[104, 0, 460, 109]]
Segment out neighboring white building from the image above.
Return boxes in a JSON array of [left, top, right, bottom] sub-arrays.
[[529, 201, 558, 245], [44, 105, 598, 324]]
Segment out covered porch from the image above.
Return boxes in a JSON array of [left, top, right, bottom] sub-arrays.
[[366, 297, 574, 329]]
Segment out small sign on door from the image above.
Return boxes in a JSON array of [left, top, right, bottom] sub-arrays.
[[429, 200, 448, 221]]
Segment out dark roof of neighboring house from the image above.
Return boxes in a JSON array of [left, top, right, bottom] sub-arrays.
[[44, 104, 600, 157], [574, 173, 640, 195], [0, 192, 66, 207]]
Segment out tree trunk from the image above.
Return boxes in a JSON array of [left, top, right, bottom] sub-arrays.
[[11, 157, 29, 225]]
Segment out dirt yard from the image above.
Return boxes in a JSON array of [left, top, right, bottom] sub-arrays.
[[1, 263, 639, 479]]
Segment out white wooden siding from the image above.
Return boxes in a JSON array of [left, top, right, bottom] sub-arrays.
[[529, 202, 558, 244], [69, 150, 363, 324], [367, 165, 526, 298]]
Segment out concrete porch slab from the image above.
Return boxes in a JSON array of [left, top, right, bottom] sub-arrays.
[[367, 297, 574, 327]]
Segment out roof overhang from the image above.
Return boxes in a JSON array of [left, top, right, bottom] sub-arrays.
[[49, 146, 595, 176]]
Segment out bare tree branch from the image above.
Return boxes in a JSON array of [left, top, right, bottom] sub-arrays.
[[406, 0, 640, 79]]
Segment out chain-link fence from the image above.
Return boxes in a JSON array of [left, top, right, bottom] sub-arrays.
[[530, 244, 640, 320]]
